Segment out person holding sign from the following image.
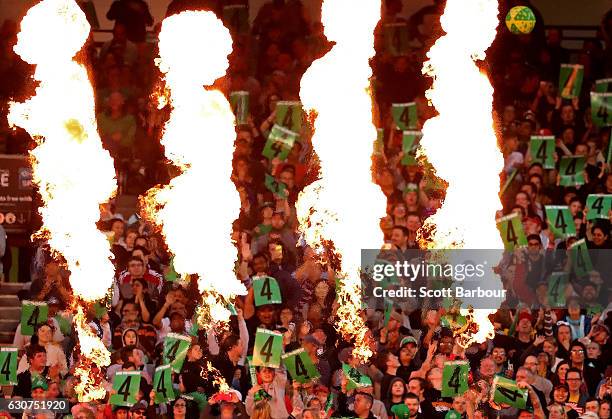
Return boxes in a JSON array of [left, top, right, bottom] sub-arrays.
[[245, 366, 289, 418]]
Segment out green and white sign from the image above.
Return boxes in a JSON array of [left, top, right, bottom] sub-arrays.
[[264, 174, 288, 199], [110, 371, 141, 407], [569, 239, 593, 278], [252, 328, 283, 368], [275, 101, 302, 133], [591, 92, 612, 127], [545, 206, 576, 238], [229, 91, 250, 126], [401, 130, 422, 165], [586, 194, 612, 220], [559, 156, 586, 186], [282, 348, 320, 383], [383, 23, 410, 56], [559, 64, 584, 99], [595, 78, 612, 93], [497, 213, 527, 250], [547, 272, 568, 308], [374, 128, 385, 157], [0, 347, 18, 385], [492, 375, 528, 409], [529, 135, 555, 169], [20, 301, 48, 336], [262, 125, 298, 162], [152, 364, 175, 404], [163, 333, 191, 373], [342, 363, 371, 391], [442, 361, 469, 397], [391, 103, 417, 130], [253, 276, 282, 306]]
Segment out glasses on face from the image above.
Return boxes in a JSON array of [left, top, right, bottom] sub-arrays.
[[571, 349, 584, 354], [566, 377, 581, 381]]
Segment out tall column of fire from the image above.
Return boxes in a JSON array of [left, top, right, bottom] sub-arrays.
[[417, 0, 505, 345], [8, 0, 117, 400], [142, 11, 246, 329], [296, 0, 386, 360]]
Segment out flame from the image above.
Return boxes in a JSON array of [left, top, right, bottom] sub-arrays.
[[7, 0, 115, 400], [141, 11, 245, 329], [296, 0, 385, 360], [418, 0, 503, 346], [73, 306, 111, 401]]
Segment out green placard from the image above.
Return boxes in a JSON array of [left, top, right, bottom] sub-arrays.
[[55, 313, 72, 334], [383, 23, 410, 56], [0, 347, 18, 385], [264, 174, 288, 199], [252, 276, 282, 306], [165, 257, 179, 282], [342, 363, 371, 391], [223, 5, 249, 34], [391, 103, 417, 130], [492, 375, 528, 409], [401, 130, 422, 165], [595, 78, 612, 93], [559, 64, 584, 99], [110, 371, 141, 407], [275, 101, 302, 133], [586, 194, 612, 220], [496, 213, 527, 250], [559, 156, 586, 186], [252, 328, 283, 368], [152, 365, 175, 404], [246, 355, 257, 384], [383, 298, 394, 327], [545, 206, 576, 238], [591, 92, 612, 127], [501, 168, 518, 196], [163, 333, 191, 373], [20, 301, 48, 336], [282, 348, 320, 383], [529, 135, 555, 169], [442, 361, 469, 397], [262, 125, 298, 162], [229, 91, 250, 126], [547, 272, 568, 308], [569, 239, 593, 278]]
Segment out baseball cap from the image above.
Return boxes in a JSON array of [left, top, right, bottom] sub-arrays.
[[400, 336, 418, 348]]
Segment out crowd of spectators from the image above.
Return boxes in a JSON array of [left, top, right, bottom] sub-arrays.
[[0, 0, 611, 418]]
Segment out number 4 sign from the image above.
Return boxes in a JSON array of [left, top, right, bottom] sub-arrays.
[[282, 348, 320, 383], [110, 371, 141, 407], [252, 328, 283, 368], [253, 276, 282, 306], [163, 333, 191, 372], [496, 213, 527, 250], [442, 361, 469, 397], [492, 375, 528, 409], [20, 301, 48, 336], [0, 347, 18, 385], [545, 206, 576, 239], [152, 365, 175, 404], [586, 194, 612, 220]]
